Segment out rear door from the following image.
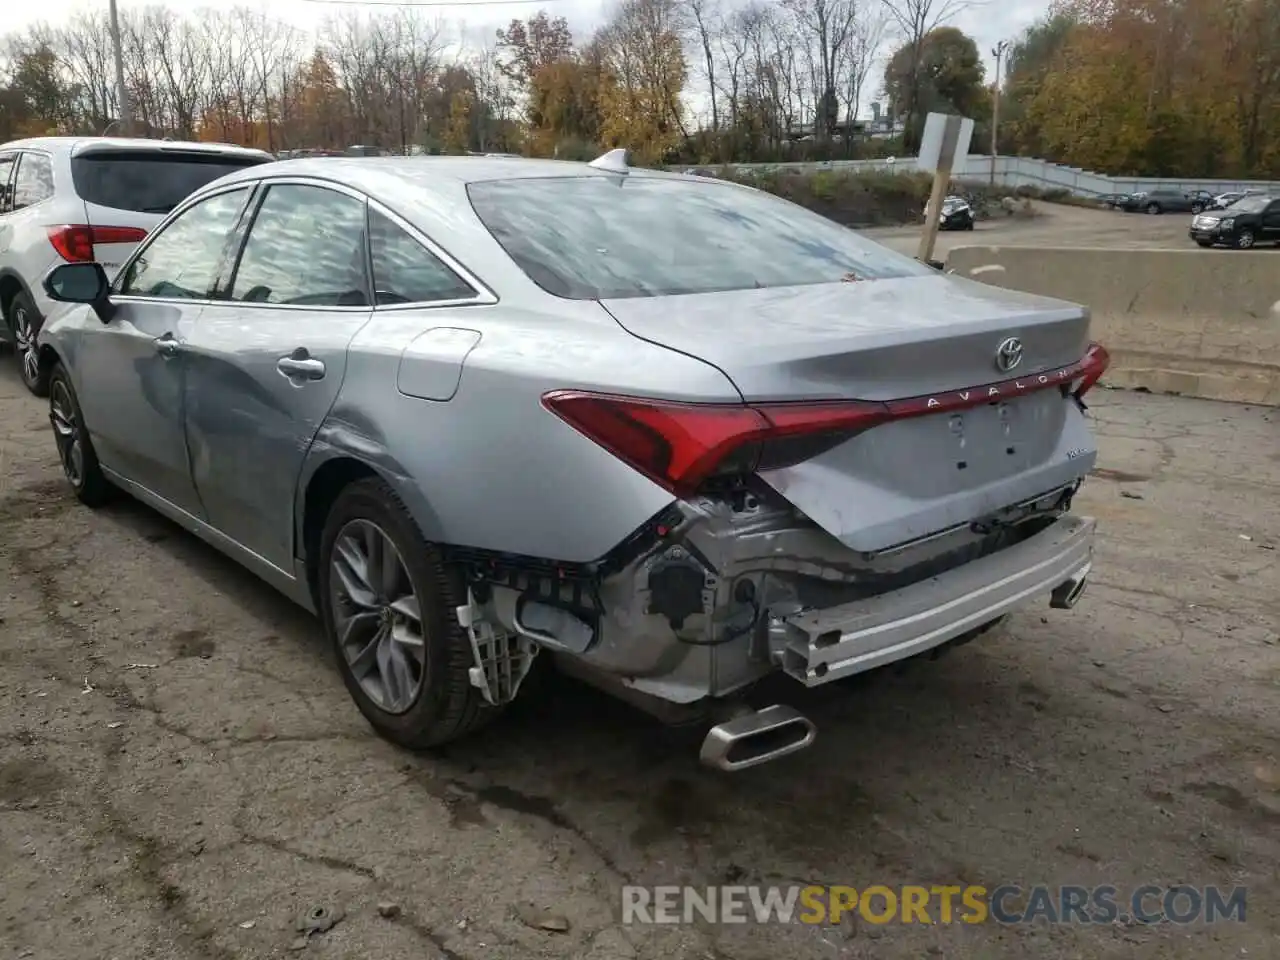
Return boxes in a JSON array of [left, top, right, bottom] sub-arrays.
[[182, 180, 374, 572], [4, 151, 62, 296], [69, 146, 270, 277]]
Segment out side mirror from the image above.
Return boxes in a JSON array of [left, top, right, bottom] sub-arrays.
[[43, 262, 115, 323]]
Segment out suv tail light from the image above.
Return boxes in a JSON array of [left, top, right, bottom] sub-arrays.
[[544, 342, 1112, 498], [47, 225, 148, 263]]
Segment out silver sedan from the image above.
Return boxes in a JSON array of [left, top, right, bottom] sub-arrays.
[[36, 151, 1106, 770]]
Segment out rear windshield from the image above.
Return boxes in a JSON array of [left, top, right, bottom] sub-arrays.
[[466, 175, 931, 300], [71, 151, 268, 214]]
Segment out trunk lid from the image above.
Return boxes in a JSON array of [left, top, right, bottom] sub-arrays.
[[602, 275, 1098, 553]]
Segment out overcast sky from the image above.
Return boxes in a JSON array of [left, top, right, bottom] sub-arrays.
[[6, 0, 1053, 109]]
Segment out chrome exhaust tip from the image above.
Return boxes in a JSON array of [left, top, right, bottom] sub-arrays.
[[699, 705, 817, 772], [1049, 564, 1091, 610]]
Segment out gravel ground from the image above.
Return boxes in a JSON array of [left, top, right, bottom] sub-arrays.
[[864, 200, 1230, 259], [1, 331, 1278, 957]]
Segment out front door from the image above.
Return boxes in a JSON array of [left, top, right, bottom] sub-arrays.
[[76, 185, 254, 514], [1262, 200, 1280, 244], [182, 181, 374, 572]]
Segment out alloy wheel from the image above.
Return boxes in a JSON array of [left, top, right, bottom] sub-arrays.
[[329, 518, 427, 714], [14, 306, 39, 387], [49, 379, 84, 488]]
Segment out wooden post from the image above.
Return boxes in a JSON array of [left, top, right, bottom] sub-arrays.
[[916, 114, 963, 265]]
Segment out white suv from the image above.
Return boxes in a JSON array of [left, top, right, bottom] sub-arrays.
[[0, 137, 273, 395]]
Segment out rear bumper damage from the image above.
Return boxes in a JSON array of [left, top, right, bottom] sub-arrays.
[[453, 484, 1096, 770], [772, 514, 1094, 686]]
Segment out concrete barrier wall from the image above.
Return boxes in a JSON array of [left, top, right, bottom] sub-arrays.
[[726, 155, 1280, 198], [944, 246, 1280, 406]]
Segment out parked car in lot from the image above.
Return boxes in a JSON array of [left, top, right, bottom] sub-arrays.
[[1208, 190, 1270, 210], [1189, 193, 1280, 248], [930, 195, 975, 230], [1118, 189, 1205, 214], [34, 151, 1108, 770], [0, 137, 274, 394]]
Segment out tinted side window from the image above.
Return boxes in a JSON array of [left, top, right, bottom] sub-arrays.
[[12, 153, 54, 209], [117, 187, 250, 299], [0, 154, 15, 214], [229, 184, 369, 307], [369, 207, 476, 305]]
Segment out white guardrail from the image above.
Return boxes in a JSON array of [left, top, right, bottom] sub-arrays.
[[723, 154, 1280, 198]]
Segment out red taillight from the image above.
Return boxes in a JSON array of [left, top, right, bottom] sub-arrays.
[[544, 343, 1111, 496], [541, 391, 889, 498], [47, 225, 148, 263], [1072, 341, 1111, 399]]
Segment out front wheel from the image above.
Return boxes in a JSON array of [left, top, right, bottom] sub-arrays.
[[319, 478, 500, 749], [48, 363, 112, 506], [1236, 229, 1256, 249], [11, 292, 51, 397]]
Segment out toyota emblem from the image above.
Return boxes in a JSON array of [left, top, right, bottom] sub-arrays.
[[995, 337, 1024, 373]]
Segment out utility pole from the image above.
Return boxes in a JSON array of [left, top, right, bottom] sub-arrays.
[[109, 0, 132, 136], [990, 40, 1009, 186]]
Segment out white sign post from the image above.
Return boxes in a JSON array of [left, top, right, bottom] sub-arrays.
[[916, 112, 975, 265]]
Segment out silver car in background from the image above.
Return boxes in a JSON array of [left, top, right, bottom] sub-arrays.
[[35, 151, 1109, 771]]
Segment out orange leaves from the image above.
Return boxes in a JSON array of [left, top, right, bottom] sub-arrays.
[[1013, 0, 1280, 177]]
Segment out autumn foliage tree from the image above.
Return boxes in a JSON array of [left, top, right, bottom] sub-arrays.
[[3, 0, 1280, 175], [1009, 0, 1280, 177]]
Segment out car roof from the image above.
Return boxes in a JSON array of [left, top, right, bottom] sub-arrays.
[[213, 154, 688, 190], [198, 155, 718, 300], [0, 136, 273, 161]]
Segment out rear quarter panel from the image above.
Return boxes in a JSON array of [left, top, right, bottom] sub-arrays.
[[308, 298, 744, 564]]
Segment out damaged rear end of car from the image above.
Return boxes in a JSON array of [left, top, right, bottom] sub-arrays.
[[455, 169, 1107, 771]]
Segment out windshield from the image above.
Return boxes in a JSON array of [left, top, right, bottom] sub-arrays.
[[1226, 195, 1270, 213], [72, 151, 268, 214], [467, 175, 931, 300]]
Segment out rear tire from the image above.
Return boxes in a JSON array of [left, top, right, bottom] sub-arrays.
[[318, 478, 500, 749], [11, 292, 51, 397], [1191, 203, 1204, 214], [48, 363, 112, 507], [1145, 203, 1161, 215]]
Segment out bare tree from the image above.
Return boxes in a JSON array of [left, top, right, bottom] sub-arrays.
[[880, 0, 974, 149], [784, 0, 864, 139], [683, 0, 722, 129]]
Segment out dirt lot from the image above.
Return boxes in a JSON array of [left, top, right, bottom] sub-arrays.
[[1, 345, 1279, 956], [864, 200, 1229, 259]]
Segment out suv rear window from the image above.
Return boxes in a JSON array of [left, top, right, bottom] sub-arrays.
[[71, 151, 268, 214], [466, 175, 930, 300]]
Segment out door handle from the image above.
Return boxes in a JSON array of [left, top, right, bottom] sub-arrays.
[[153, 334, 182, 358], [277, 354, 326, 381]]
